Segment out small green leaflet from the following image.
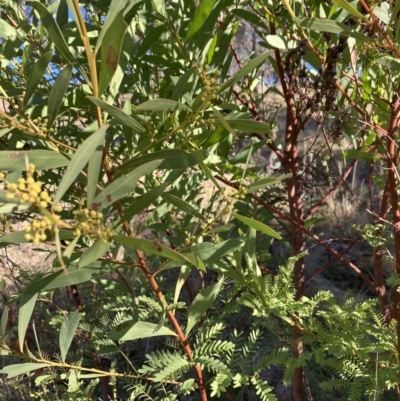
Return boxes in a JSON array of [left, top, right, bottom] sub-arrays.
[[108, 321, 176, 341], [186, 277, 223, 336], [186, 0, 217, 41], [59, 310, 80, 363], [54, 125, 107, 204], [225, 119, 271, 134], [91, 160, 162, 210], [233, 213, 282, 239]]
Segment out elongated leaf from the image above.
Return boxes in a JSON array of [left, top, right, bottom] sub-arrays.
[[244, 227, 260, 277], [185, 240, 243, 262], [0, 363, 49, 379], [212, 107, 234, 134], [18, 292, 38, 352], [95, 0, 135, 53], [135, 99, 192, 112], [108, 18, 136, 102], [91, 160, 161, 210], [1, 21, 31, 69], [186, 277, 223, 336], [63, 235, 80, 259], [233, 213, 282, 239], [137, 25, 166, 57], [117, 182, 170, 226], [0, 229, 73, 245], [23, 261, 118, 294], [47, 64, 73, 128], [113, 235, 196, 265], [248, 174, 292, 193], [0, 307, 9, 339], [162, 193, 205, 221], [98, 12, 127, 96], [344, 149, 378, 161], [293, 18, 373, 42], [87, 97, 145, 133], [29, 1, 76, 63], [0, 150, 70, 171], [219, 52, 271, 92], [60, 310, 80, 363], [186, 0, 217, 40], [331, 0, 366, 20], [231, 9, 268, 30], [261, 35, 297, 49], [108, 321, 176, 342], [78, 239, 111, 269], [171, 68, 195, 101], [54, 125, 107, 204], [87, 130, 102, 206], [117, 150, 207, 174], [24, 51, 52, 107], [0, 231, 31, 244], [225, 119, 271, 134], [376, 56, 400, 71], [0, 19, 17, 40]]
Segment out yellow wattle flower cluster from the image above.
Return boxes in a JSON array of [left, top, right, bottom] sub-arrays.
[[25, 215, 59, 245], [1, 164, 52, 209], [0, 164, 62, 244], [72, 207, 112, 243]]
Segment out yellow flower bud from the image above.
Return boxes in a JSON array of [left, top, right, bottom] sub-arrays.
[[6, 193, 15, 199], [25, 234, 32, 240]]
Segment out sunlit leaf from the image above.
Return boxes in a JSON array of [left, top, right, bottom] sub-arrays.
[[0, 363, 49, 379], [186, 0, 217, 40], [233, 213, 282, 239], [54, 125, 108, 204]]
